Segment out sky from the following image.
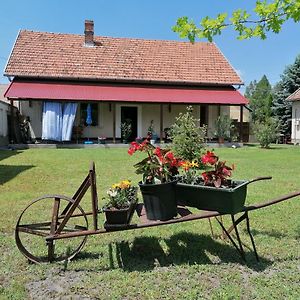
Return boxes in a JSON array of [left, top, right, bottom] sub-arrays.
[[0, 0, 299, 92]]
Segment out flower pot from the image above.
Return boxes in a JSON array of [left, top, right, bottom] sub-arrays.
[[139, 180, 178, 221], [218, 137, 225, 144], [103, 200, 137, 225], [175, 180, 248, 214]]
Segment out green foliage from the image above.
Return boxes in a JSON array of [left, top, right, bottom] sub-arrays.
[[253, 117, 281, 148], [214, 115, 232, 139], [173, 0, 300, 41], [272, 54, 300, 134], [120, 120, 132, 141], [245, 75, 273, 123], [170, 106, 206, 161], [103, 180, 137, 209]]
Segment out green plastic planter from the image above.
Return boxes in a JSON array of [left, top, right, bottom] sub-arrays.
[[139, 180, 178, 221], [175, 180, 248, 214]]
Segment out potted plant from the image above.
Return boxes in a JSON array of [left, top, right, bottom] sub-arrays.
[[128, 140, 180, 221], [98, 136, 106, 144], [102, 180, 138, 224], [214, 115, 232, 143], [175, 151, 248, 214], [121, 120, 132, 143], [147, 120, 157, 144]]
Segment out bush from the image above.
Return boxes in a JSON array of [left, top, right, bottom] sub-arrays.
[[169, 106, 207, 161], [253, 118, 280, 148], [214, 115, 232, 140]]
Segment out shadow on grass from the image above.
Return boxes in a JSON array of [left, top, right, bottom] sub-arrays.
[[0, 150, 23, 162], [76, 232, 272, 272], [0, 164, 35, 185], [248, 228, 289, 239]]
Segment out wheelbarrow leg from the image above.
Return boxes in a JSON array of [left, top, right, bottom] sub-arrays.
[[215, 216, 246, 261], [245, 212, 259, 261], [48, 197, 60, 262], [231, 214, 245, 260]]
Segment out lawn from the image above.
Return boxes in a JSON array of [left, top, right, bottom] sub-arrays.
[[0, 145, 299, 299]]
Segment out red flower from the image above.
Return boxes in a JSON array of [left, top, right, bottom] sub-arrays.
[[201, 151, 218, 165]]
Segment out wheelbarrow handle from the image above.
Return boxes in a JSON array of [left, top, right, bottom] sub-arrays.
[[247, 176, 272, 185]]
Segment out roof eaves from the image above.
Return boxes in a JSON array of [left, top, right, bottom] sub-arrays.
[[3, 74, 243, 87], [3, 29, 21, 76]]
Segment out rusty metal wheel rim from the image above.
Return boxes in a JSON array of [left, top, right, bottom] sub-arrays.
[[15, 194, 88, 264]]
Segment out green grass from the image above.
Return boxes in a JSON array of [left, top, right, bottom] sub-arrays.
[[0, 145, 299, 299]]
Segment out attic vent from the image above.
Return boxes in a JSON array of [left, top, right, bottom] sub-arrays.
[[84, 20, 94, 47]]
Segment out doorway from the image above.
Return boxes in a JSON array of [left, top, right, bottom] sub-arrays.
[[121, 106, 138, 142]]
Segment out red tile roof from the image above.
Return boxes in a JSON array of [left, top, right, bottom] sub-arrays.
[[4, 30, 243, 86], [287, 88, 300, 101]]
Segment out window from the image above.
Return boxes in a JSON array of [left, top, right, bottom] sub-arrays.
[[80, 103, 98, 126]]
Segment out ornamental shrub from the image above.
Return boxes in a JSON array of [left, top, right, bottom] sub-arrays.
[[169, 106, 206, 161], [253, 117, 280, 148]]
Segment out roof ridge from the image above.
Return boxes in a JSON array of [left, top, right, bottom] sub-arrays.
[[20, 29, 212, 45]]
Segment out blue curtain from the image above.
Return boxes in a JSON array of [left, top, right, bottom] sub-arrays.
[[42, 102, 78, 141], [62, 103, 78, 141], [42, 102, 63, 141]]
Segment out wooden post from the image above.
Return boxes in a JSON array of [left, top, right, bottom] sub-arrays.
[[217, 105, 221, 117], [9, 98, 14, 143], [160, 104, 163, 143], [112, 103, 116, 144], [239, 105, 244, 142]]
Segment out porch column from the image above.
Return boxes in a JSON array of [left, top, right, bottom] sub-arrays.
[[239, 105, 244, 142], [9, 98, 14, 143], [160, 104, 163, 143], [217, 105, 221, 117], [112, 102, 116, 144]]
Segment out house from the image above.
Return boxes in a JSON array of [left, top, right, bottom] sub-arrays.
[[288, 88, 300, 144], [0, 84, 11, 146], [4, 20, 248, 143]]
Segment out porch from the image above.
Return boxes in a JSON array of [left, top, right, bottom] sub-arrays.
[[5, 79, 249, 144]]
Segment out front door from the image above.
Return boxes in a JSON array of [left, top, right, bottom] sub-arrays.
[[121, 106, 138, 142]]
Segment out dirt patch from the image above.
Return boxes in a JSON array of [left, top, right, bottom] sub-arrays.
[[26, 268, 93, 299]]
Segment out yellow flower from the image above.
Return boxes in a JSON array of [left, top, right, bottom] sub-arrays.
[[111, 183, 120, 189], [190, 160, 199, 168], [119, 180, 131, 189]]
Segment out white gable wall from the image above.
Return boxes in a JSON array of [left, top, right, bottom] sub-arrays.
[[292, 101, 300, 144]]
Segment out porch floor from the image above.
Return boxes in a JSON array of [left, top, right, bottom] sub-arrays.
[[7, 141, 244, 150]]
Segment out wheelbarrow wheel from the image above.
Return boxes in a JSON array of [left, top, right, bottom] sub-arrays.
[[15, 194, 88, 263]]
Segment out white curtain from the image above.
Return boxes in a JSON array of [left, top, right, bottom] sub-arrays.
[[42, 102, 78, 142], [62, 103, 78, 141], [42, 102, 63, 141]]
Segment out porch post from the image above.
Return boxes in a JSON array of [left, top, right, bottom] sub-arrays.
[[217, 105, 221, 117], [160, 104, 163, 143], [112, 102, 116, 144], [9, 98, 14, 143], [239, 105, 244, 142]]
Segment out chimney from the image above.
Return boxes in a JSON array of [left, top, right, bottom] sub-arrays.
[[84, 20, 94, 46]]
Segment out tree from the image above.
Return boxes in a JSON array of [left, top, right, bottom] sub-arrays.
[[272, 55, 300, 135], [253, 117, 280, 148], [173, 0, 300, 42], [245, 75, 273, 122]]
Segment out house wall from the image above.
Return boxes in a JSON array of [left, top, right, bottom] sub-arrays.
[[0, 101, 9, 145], [20, 100, 43, 139], [292, 101, 300, 144], [19, 101, 234, 141]]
